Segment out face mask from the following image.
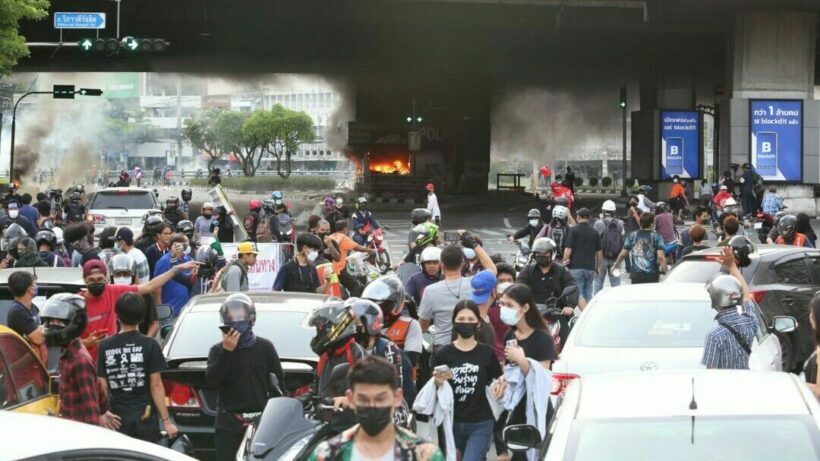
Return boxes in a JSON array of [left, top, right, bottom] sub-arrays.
[[87, 282, 106, 297], [529, 219, 539, 227], [463, 248, 476, 260], [307, 250, 319, 262], [336, 198, 343, 205], [497, 282, 513, 294], [535, 255, 551, 267], [454, 322, 477, 339], [318, 232, 330, 241], [202, 212, 212, 218], [354, 325, 369, 344], [8, 210, 18, 219], [113, 276, 132, 286], [500, 306, 520, 326], [227, 320, 256, 349], [355, 405, 393, 436]]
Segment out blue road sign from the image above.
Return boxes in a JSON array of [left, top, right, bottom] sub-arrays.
[[54, 12, 106, 30]]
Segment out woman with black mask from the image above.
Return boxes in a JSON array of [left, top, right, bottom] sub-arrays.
[[211, 206, 235, 243]]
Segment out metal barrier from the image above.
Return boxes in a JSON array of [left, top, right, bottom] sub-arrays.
[[496, 173, 526, 192]]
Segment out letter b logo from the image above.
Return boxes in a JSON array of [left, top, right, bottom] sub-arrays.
[[762, 142, 772, 153], [670, 146, 679, 155]]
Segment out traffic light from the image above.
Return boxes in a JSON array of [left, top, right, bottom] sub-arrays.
[[619, 86, 627, 109], [77, 88, 103, 96], [122, 37, 169, 52], [78, 37, 168, 53], [53, 85, 76, 99], [78, 38, 120, 53], [405, 115, 423, 123]]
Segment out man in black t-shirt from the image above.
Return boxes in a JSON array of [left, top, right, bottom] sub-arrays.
[[5, 272, 46, 361], [563, 208, 602, 308], [96, 293, 177, 442]]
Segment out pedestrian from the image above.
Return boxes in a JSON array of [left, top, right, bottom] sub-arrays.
[[680, 224, 709, 257], [431, 300, 504, 461], [593, 200, 624, 293], [6, 271, 46, 362], [761, 185, 784, 216], [273, 233, 327, 294], [562, 166, 576, 194], [468, 270, 500, 348], [702, 247, 757, 369], [207, 294, 284, 461], [330, 220, 373, 298], [678, 206, 710, 259], [96, 293, 178, 441], [114, 227, 150, 284], [563, 208, 601, 306], [612, 212, 667, 284], [308, 355, 444, 461], [668, 175, 689, 222], [220, 240, 258, 292], [740, 163, 756, 216], [19, 193, 39, 224], [145, 223, 172, 277], [153, 234, 195, 318], [109, 253, 159, 337], [405, 246, 443, 307], [426, 183, 441, 226], [194, 202, 216, 241]]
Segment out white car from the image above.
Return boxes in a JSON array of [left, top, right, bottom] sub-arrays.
[[87, 186, 160, 234], [551, 283, 796, 396], [0, 411, 195, 460], [504, 370, 820, 461]]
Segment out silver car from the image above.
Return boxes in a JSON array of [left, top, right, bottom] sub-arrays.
[[551, 283, 796, 396], [87, 186, 160, 234], [505, 370, 820, 461]]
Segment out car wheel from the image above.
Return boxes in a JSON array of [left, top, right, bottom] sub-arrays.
[[778, 332, 797, 372]]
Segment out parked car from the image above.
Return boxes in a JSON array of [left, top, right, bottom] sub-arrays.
[[160, 292, 332, 460], [664, 244, 820, 371], [1, 411, 195, 460], [504, 370, 820, 461], [87, 186, 160, 235], [551, 283, 796, 397], [0, 324, 57, 415]]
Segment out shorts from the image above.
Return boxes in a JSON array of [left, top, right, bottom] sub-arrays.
[[670, 196, 685, 211]]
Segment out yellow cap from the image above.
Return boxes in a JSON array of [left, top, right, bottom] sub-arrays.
[[236, 241, 259, 255]]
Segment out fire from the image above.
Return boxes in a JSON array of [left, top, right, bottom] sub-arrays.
[[370, 159, 411, 175]]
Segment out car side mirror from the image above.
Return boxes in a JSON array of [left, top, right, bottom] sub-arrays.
[[156, 304, 174, 322], [503, 424, 542, 452], [49, 375, 60, 395], [160, 324, 173, 340], [569, 316, 579, 328], [772, 316, 797, 334]]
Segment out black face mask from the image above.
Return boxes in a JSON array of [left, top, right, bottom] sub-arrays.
[[87, 282, 106, 297], [354, 325, 369, 345], [317, 232, 330, 241], [355, 405, 393, 436], [535, 255, 552, 267], [202, 212, 212, 218], [453, 322, 477, 339]]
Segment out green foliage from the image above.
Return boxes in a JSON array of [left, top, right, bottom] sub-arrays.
[[251, 104, 316, 179], [601, 176, 613, 187], [588, 177, 599, 187], [573, 177, 583, 187], [0, 0, 50, 76], [188, 175, 335, 191], [182, 109, 224, 168]]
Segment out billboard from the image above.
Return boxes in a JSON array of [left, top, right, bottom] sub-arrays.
[[660, 111, 701, 179], [750, 100, 802, 182]]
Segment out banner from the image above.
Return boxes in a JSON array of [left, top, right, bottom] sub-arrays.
[[660, 111, 701, 179], [221, 242, 286, 291], [750, 100, 803, 182]]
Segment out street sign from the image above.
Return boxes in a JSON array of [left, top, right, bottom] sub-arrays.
[[54, 12, 106, 30]]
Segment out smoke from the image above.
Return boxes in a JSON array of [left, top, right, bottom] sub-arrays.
[[320, 77, 355, 153]]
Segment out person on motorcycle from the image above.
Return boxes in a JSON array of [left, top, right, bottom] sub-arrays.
[[404, 246, 442, 307], [550, 180, 574, 212], [636, 185, 656, 213], [163, 196, 187, 229], [175, 220, 196, 254], [135, 215, 165, 253], [362, 275, 423, 365], [508, 208, 545, 248], [761, 185, 784, 216], [678, 205, 711, 259], [713, 185, 733, 209], [2, 202, 36, 237], [405, 208, 438, 264], [538, 205, 570, 260], [351, 197, 381, 246], [331, 220, 374, 298], [36, 229, 64, 267], [307, 301, 366, 402], [766, 210, 789, 244], [669, 175, 689, 222], [180, 188, 192, 214], [194, 202, 216, 241], [244, 199, 263, 242], [274, 233, 329, 294], [775, 214, 814, 247], [192, 245, 225, 295], [515, 237, 577, 346], [271, 190, 288, 214]]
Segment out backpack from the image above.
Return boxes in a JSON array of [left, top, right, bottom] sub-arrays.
[[602, 218, 624, 259], [255, 214, 273, 243], [549, 226, 565, 256], [210, 260, 248, 293]]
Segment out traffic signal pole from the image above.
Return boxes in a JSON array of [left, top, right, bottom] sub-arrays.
[[9, 91, 55, 179]]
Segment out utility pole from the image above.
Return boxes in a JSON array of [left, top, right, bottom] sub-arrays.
[[619, 86, 628, 197]]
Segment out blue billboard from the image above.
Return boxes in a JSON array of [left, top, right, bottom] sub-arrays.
[[750, 100, 802, 182], [660, 111, 701, 179]]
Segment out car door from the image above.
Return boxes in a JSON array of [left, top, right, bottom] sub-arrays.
[[748, 302, 783, 371], [765, 255, 816, 369], [0, 333, 57, 414]]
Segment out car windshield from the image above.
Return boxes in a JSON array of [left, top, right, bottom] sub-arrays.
[[90, 191, 155, 210], [663, 260, 722, 283], [565, 416, 820, 461], [574, 301, 715, 348], [167, 310, 315, 359]]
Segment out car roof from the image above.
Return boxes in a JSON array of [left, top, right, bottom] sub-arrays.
[[683, 244, 820, 259], [96, 187, 154, 193], [593, 283, 709, 303], [0, 412, 195, 460], [185, 292, 335, 314], [0, 267, 84, 286], [573, 370, 813, 419]]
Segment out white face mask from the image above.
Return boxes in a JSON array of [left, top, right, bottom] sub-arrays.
[[113, 276, 132, 286], [500, 306, 520, 326], [307, 250, 319, 262], [335, 198, 343, 205], [529, 219, 539, 227], [8, 210, 18, 219], [463, 248, 476, 260]]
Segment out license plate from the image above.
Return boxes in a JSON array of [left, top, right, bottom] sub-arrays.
[[116, 218, 131, 225], [754, 222, 763, 230]]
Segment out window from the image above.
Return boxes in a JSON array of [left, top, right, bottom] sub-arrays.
[[773, 258, 812, 285], [90, 191, 156, 210], [806, 257, 820, 285], [0, 335, 48, 408]]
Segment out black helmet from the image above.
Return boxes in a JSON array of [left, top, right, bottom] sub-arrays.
[[554, 196, 569, 207], [348, 298, 384, 337], [773, 210, 788, 225], [195, 245, 218, 267], [35, 229, 56, 249], [41, 293, 87, 347], [411, 208, 432, 225], [262, 199, 276, 213], [361, 275, 405, 318], [527, 208, 541, 219], [166, 196, 179, 209], [74, 184, 85, 194], [296, 233, 323, 251], [728, 235, 755, 268], [308, 301, 356, 355], [69, 191, 81, 202], [180, 188, 193, 202], [778, 214, 797, 239], [219, 293, 256, 326], [176, 220, 194, 237], [1, 223, 27, 251], [145, 215, 165, 234], [157, 433, 195, 456]]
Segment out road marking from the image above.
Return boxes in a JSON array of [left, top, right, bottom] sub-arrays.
[[503, 218, 512, 228]]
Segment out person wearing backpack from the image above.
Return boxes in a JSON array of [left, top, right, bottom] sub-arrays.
[[611, 212, 668, 284], [538, 205, 570, 260], [593, 200, 624, 294], [217, 241, 258, 292]]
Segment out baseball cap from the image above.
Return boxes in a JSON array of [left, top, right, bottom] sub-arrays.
[[114, 227, 134, 246], [577, 207, 591, 219], [83, 259, 108, 278], [237, 241, 259, 255], [720, 185, 728, 190], [470, 270, 497, 305], [425, 183, 434, 192]]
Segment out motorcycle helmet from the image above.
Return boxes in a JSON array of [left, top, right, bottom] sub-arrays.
[[53, 227, 65, 245], [602, 200, 616, 213], [728, 235, 755, 268], [69, 191, 81, 202], [527, 208, 541, 219], [552, 205, 569, 221], [165, 196, 179, 210], [35, 229, 56, 250], [411, 208, 432, 225], [308, 301, 356, 355], [176, 220, 194, 239], [1, 223, 27, 251], [348, 298, 384, 337], [419, 246, 442, 264], [271, 190, 284, 202], [109, 253, 136, 277], [144, 215, 165, 235], [249, 199, 262, 212], [723, 197, 738, 207], [262, 199, 276, 213], [638, 185, 652, 194], [554, 196, 569, 207], [324, 196, 335, 208], [773, 210, 788, 225], [219, 293, 256, 326], [157, 433, 195, 456], [41, 293, 87, 347], [655, 201, 668, 213], [180, 188, 193, 202], [706, 274, 742, 310], [531, 237, 556, 257], [195, 246, 219, 276], [201, 202, 214, 213], [357, 196, 368, 209], [362, 275, 405, 318], [778, 214, 797, 239], [74, 184, 85, 195]]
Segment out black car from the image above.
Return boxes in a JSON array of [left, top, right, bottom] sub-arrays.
[[160, 292, 332, 460], [664, 244, 820, 372]]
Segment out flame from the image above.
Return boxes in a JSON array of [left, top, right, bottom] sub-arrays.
[[369, 159, 411, 175]]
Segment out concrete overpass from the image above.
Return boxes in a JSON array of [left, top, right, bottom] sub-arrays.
[[11, 0, 820, 207]]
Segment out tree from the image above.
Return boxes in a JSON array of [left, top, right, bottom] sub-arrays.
[[215, 110, 262, 177], [0, 0, 50, 77], [183, 109, 225, 170], [252, 104, 315, 179]]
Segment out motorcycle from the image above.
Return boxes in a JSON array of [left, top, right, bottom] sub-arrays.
[[753, 210, 774, 243], [366, 227, 392, 274], [512, 240, 531, 273], [536, 285, 579, 354], [346, 250, 382, 287]]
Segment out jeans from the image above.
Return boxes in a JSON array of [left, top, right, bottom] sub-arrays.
[[594, 259, 621, 294], [453, 419, 495, 461], [630, 271, 660, 284], [569, 268, 596, 302]]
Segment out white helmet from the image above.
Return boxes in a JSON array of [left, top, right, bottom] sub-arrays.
[[202, 201, 214, 210], [602, 200, 616, 213], [552, 205, 569, 220], [53, 227, 65, 245], [420, 246, 442, 263]]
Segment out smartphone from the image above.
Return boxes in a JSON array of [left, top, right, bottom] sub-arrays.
[[443, 231, 459, 243], [219, 325, 232, 334], [755, 132, 778, 177], [433, 365, 451, 374], [506, 339, 518, 348], [665, 137, 684, 176]]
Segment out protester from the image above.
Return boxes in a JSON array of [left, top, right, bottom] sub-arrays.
[[593, 200, 624, 293], [64, 222, 101, 267], [796, 213, 817, 248], [405, 246, 442, 307], [681, 224, 709, 257], [678, 206, 710, 259], [115, 227, 150, 284], [98, 226, 118, 266], [4, 202, 37, 236], [136, 215, 165, 254], [469, 270, 500, 348], [774, 214, 813, 248], [220, 241, 258, 292], [212, 206, 236, 243], [363, 275, 423, 366], [14, 237, 47, 267], [668, 175, 689, 221], [19, 193, 39, 224], [426, 183, 441, 226], [96, 293, 178, 441], [330, 219, 373, 298], [195, 202, 216, 241], [145, 223, 172, 277], [461, 246, 485, 277], [6, 271, 46, 361], [563, 208, 601, 306], [109, 253, 159, 337], [612, 212, 667, 284], [36, 229, 64, 267], [740, 163, 756, 216], [153, 233, 195, 318], [273, 233, 327, 294]]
